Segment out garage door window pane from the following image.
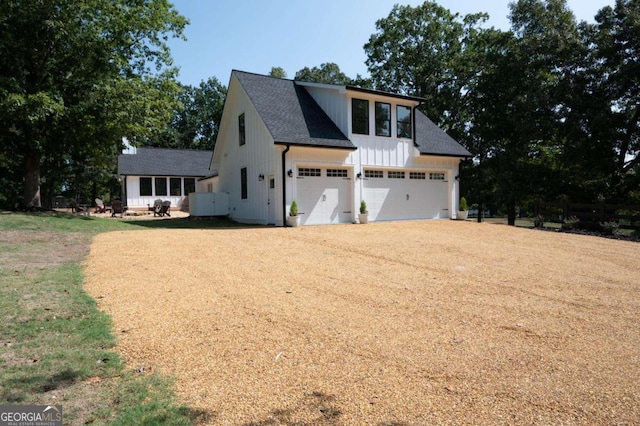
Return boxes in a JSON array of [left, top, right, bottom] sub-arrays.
[[155, 177, 167, 196], [170, 178, 182, 196], [410, 172, 426, 180], [430, 173, 445, 180], [388, 171, 405, 179], [298, 168, 321, 177], [327, 169, 347, 177], [364, 170, 383, 178]]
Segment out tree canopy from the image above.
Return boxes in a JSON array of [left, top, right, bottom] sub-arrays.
[[364, 0, 640, 222], [0, 0, 187, 208]]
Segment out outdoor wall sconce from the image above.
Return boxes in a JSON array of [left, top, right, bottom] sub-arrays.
[[287, 169, 293, 178], [455, 175, 460, 181], [356, 172, 362, 179], [258, 174, 264, 181]]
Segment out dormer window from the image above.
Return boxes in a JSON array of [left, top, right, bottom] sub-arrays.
[[397, 105, 412, 139], [352, 99, 369, 135], [375, 102, 391, 137]]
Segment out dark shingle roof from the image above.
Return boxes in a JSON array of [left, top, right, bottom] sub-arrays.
[[414, 110, 472, 157], [118, 147, 213, 177], [233, 71, 355, 150]]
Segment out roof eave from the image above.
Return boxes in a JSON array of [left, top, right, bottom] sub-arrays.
[[274, 141, 357, 151], [345, 86, 425, 102]]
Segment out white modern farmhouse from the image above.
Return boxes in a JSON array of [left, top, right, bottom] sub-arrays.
[[202, 70, 471, 226]]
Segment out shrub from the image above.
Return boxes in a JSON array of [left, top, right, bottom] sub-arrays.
[[600, 220, 619, 235], [289, 201, 298, 216], [459, 197, 468, 211], [360, 200, 368, 214], [533, 214, 544, 228], [561, 216, 580, 231]]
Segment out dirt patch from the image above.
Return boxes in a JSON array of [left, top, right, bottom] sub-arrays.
[[84, 221, 640, 425], [0, 230, 88, 272]]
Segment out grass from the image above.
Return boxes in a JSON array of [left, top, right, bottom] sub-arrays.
[[0, 210, 206, 425]]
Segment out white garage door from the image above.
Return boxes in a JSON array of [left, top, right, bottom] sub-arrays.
[[363, 170, 449, 221], [296, 167, 352, 225]]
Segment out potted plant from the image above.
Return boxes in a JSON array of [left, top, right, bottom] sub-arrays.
[[287, 200, 300, 227], [359, 200, 369, 224], [457, 197, 468, 220]]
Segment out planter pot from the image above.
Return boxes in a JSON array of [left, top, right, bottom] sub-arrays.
[[457, 210, 468, 220], [359, 213, 369, 224], [287, 215, 300, 227]]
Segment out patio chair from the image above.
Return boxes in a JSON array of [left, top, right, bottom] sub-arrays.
[[111, 200, 128, 218], [159, 200, 171, 217], [152, 199, 163, 216], [95, 198, 107, 214]]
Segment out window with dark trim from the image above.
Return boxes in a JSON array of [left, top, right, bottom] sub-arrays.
[[364, 170, 383, 178], [155, 177, 167, 196], [352, 98, 369, 135], [375, 102, 391, 137], [397, 105, 412, 139], [140, 177, 152, 196], [430, 172, 446, 181], [184, 178, 196, 195], [241, 167, 247, 199], [327, 169, 348, 178], [410, 172, 426, 180], [170, 177, 182, 196], [298, 168, 321, 177], [239, 113, 246, 146], [388, 171, 405, 179]]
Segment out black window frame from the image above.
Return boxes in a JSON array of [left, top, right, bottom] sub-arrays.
[[351, 98, 369, 135], [155, 177, 167, 196], [241, 167, 248, 199], [239, 113, 246, 146], [184, 178, 196, 195], [170, 177, 182, 196], [375, 102, 391, 137], [139, 177, 152, 196], [397, 105, 412, 139]]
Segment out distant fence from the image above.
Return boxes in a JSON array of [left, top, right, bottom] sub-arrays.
[[534, 201, 640, 231]]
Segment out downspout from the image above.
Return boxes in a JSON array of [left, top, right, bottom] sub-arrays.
[[281, 144, 291, 227]]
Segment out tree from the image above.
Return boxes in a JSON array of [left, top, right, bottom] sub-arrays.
[[0, 0, 187, 208], [146, 77, 227, 151], [294, 63, 353, 85], [269, 67, 287, 78]]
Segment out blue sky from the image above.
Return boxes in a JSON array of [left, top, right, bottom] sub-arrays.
[[166, 0, 614, 87]]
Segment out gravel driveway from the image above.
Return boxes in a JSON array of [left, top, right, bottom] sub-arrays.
[[84, 220, 640, 425]]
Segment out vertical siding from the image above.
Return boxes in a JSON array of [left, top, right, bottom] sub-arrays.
[[304, 87, 349, 136], [215, 76, 282, 225]]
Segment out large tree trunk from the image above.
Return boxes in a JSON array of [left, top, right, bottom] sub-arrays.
[[24, 152, 42, 208]]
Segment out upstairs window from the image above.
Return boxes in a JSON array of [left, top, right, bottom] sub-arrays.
[[375, 102, 391, 137], [352, 99, 369, 135], [239, 113, 246, 146], [397, 105, 412, 139]]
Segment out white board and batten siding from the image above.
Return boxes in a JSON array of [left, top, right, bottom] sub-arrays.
[[213, 78, 283, 225]]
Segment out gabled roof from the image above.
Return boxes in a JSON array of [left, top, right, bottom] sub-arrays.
[[414, 110, 472, 157], [118, 147, 213, 177], [233, 71, 355, 150]]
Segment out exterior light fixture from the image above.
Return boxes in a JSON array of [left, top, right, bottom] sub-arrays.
[[287, 169, 293, 178], [357, 172, 362, 179], [258, 174, 265, 181]]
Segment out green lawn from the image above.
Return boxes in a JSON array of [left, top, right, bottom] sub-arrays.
[[0, 211, 223, 425]]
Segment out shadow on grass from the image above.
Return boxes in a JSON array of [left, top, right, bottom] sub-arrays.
[[121, 216, 269, 230]]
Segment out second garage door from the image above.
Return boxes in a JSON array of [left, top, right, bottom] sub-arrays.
[[363, 170, 449, 221], [296, 167, 352, 225]]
